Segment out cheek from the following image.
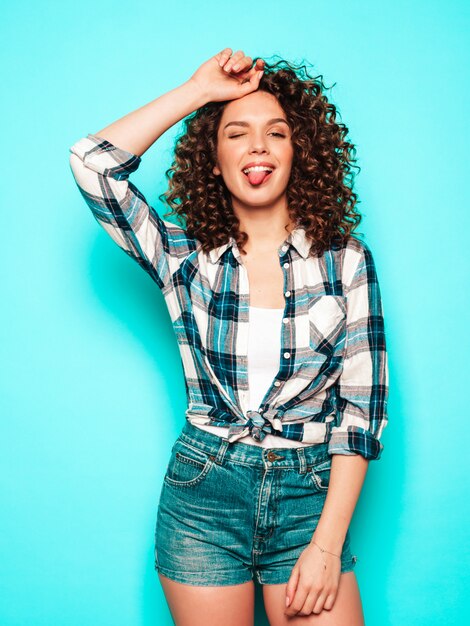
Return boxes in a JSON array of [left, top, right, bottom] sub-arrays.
[[282, 144, 295, 163]]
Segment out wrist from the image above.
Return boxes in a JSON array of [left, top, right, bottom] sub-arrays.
[[184, 78, 210, 109], [310, 528, 346, 555]]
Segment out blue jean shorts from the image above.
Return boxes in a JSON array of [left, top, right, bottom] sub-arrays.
[[154, 419, 358, 586]]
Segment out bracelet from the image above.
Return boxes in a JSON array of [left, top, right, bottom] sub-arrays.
[[311, 540, 341, 570]]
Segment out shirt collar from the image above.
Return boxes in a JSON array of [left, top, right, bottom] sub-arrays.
[[208, 226, 312, 264]]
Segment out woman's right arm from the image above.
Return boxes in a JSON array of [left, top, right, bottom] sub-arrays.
[[68, 49, 264, 290], [68, 81, 209, 291], [91, 80, 209, 159]]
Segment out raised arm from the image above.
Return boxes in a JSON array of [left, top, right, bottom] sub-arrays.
[[68, 81, 208, 291], [68, 50, 265, 290]]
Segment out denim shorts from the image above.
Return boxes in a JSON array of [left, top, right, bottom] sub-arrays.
[[154, 419, 358, 586]]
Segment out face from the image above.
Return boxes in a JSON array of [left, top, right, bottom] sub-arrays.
[[213, 90, 294, 210]]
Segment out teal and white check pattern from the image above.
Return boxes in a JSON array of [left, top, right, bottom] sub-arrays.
[[69, 133, 389, 460]]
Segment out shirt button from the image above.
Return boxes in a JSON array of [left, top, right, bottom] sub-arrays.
[[285, 291, 291, 297], [274, 380, 281, 387], [283, 262, 289, 268], [282, 318, 289, 324], [281, 245, 288, 252], [283, 352, 290, 359]]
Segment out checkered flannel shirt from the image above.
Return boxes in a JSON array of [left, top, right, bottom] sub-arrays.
[[69, 133, 389, 460]]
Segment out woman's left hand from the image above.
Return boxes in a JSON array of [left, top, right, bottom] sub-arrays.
[[284, 542, 342, 616]]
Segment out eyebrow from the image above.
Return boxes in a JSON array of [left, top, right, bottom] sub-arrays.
[[223, 118, 290, 130]]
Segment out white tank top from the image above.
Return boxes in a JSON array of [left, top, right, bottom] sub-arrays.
[[191, 305, 311, 448]]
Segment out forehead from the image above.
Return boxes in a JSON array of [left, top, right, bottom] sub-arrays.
[[220, 91, 286, 124]]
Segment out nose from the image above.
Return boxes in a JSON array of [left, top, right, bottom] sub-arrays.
[[248, 130, 269, 153]]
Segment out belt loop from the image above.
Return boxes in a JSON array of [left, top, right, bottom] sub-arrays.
[[296, 447, 307, 474], [214, 438, 230, 465]]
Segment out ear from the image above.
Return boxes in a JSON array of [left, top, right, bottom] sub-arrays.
[[213, 165, 221, 176]]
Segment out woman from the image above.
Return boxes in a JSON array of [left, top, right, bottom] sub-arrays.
[[69, 48, 388, 625]]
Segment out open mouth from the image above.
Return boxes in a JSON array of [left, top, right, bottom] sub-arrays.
[[242, 166, 275, 186]]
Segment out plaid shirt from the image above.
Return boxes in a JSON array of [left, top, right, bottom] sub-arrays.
[[69, 133, 389, 461]]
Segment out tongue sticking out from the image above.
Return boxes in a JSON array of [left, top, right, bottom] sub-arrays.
[[246, 170, 271, 185]]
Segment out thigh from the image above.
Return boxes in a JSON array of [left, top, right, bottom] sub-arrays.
[[159, 573, 255, 626], [262, 571, 365, 626]]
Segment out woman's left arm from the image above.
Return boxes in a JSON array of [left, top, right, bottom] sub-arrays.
[[316, 238, 390, 553], [285, 240, 389, 617], [284, 455, 369, 617], [312, 453, 369, 554]]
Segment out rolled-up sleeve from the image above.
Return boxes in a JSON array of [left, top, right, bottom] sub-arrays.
[[328, 240, 389, 461], [69, 133, 189, 291]]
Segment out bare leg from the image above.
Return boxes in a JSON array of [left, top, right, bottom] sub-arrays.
[[262, 571, 365, 625], [158, 573, 256, 626]]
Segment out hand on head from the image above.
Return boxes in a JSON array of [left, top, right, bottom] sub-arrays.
[[189, 48, 266, 104]]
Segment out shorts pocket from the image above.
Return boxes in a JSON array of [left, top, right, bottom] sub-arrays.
[[307, 456, 332, 491], [163, 439, 214, 488]]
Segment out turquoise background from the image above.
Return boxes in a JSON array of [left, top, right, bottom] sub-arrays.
[[1, 1, 468, 624]]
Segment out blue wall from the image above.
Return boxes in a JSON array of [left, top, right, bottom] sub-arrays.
[[1, 1, 468, 624]]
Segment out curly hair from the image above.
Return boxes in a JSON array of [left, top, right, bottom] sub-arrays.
[[159, 56, 364, 258]]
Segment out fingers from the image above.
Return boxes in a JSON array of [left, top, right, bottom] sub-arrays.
[[237, 58, 264, 95], [285, 579, 337, 616], [286, 583, 311, 617], [237, 68, 263, 96], [243, 59, 265, 80], [285, 566, 299, 610], [231, 55, 264, 74], [216, 47, 232, 67], [216, 49, 265, 75], [222, 50, 246, 73], [298, 591, 321, 617], [313, 591, 332, 615]]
